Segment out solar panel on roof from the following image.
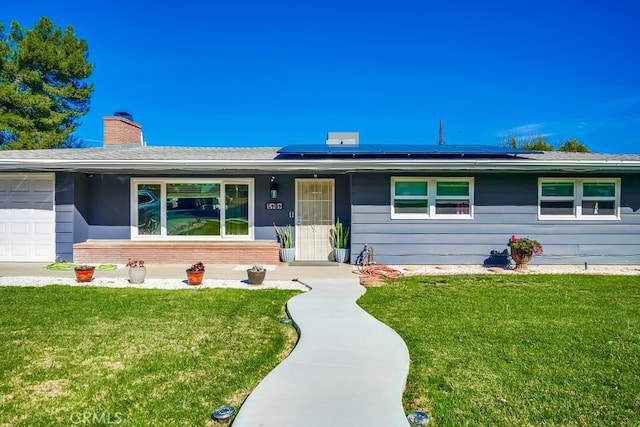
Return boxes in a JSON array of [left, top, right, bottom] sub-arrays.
[[277, 144, 539, 157]]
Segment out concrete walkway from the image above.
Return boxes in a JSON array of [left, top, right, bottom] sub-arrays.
[[231, 278, 411, 427]]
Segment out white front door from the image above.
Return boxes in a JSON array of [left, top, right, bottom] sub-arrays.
[[295, 179, 334, 261], [0, 173, 55, 261]]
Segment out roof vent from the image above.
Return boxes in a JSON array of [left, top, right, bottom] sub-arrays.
[[326, 132, 359, 146]]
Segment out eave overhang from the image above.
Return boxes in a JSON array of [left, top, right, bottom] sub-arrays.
[[1, 158, 640, 173]]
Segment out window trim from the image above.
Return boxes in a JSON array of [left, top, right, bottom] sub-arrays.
[[538, 178, 620, 220], [391, 177, 474, 219], [130, 178, 254, 240]]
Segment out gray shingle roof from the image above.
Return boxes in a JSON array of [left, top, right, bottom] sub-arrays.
[[0, 146, 281, 161], [1, 145, 639, 172], [521, 151, 640, 162]]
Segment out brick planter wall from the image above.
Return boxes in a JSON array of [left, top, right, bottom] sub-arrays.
[[73, 240, 281, 265]]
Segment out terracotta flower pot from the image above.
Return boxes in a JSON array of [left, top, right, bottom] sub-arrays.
[[510, 247, 533, 271], [74, 266, 95, 283], [186, 269, 204, 286]]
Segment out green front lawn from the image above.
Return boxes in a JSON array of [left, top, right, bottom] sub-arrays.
[[359, 274, 640, 426], [2, 275, 639, 426], [0, 286, 299, 426]]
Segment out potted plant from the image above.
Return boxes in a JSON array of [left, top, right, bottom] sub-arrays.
[[186, 261, 205, 286], [126, 258, 146, 284], [74, 264, 95, 283], [273, 224, 295, 262], [508, 235, 543, 271], [246, 264, 266, 285], [330, 217, 350, 263]]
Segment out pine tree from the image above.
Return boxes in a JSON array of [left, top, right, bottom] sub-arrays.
[[0, 17, 93, 149]]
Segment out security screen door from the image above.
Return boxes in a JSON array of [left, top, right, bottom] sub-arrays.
[[296, 179, 334, 261]]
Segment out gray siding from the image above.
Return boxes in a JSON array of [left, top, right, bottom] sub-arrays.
[[55, 173, 91, 261], [350, 172, 640, 265], [54, 173, 73, 261], [54, 169, 637, 265], [55, 204, 74, 262]]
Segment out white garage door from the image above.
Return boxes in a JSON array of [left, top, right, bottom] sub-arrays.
[[0, 173, 55, 262]]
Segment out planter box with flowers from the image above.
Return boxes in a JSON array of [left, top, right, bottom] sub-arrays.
[[508, 235, 543, 271]]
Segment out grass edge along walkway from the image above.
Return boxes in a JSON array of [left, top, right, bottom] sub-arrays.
[[359, 274, 640, 427]]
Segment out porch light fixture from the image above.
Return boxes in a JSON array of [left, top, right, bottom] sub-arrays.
[[270, 176, 279, 199]]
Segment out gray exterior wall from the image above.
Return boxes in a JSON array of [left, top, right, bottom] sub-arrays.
[[56, 169, 638, 265], [55, 172, 93, 261], [83, 174, 287, 241], [255, 173, 351, 241], [57, 173, 352, 257], [350, 172, 640, 265], [54, 173, 74, 261], [89, 174, 131, 226], [255, 174, 295, 240]]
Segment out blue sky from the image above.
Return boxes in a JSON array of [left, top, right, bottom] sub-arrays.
[[3, 1, 640, 153]]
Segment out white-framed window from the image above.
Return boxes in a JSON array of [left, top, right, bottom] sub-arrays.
[[391, 177, 474, 219], [538, 178, 620, 220], [131, 178, 254, 239]]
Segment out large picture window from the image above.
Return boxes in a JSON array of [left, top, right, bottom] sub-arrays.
[[538, 178, 620, 220], [132, 179, 253, 239], [137, 184, 162, 235], [391, 177, 473, 219]]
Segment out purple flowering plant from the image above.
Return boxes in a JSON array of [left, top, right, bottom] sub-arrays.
[[508, 235, 543, 256]]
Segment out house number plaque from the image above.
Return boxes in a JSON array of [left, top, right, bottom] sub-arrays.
[[266, 202, 283, 210]]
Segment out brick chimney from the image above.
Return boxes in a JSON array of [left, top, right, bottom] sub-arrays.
[[103, 112, 144, 147]]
